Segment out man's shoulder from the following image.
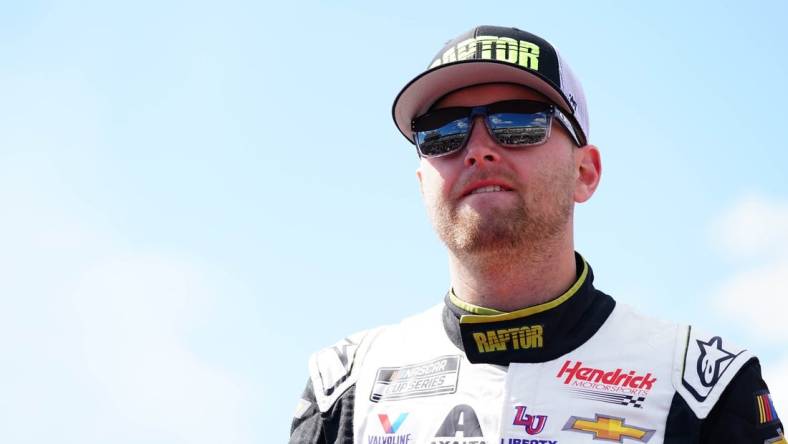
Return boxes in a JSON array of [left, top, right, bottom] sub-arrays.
[[305, 303, 444, 412], [611, 303, 758, 419], [306, 323, 388, 413], [607, 301, 681, 334], [674, 324, 757, 419]]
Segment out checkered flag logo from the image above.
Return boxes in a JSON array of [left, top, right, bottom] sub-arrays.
[[568, 389, 648, 409], [623, 396, 646, 408]]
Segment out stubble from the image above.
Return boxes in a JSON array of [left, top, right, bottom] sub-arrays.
[[428, 164, 575, 258]]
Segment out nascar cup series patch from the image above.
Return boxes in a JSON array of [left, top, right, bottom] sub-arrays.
[[369, 356, 460, 403]]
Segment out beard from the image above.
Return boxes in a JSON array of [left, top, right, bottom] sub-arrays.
[[427, 166, 575, 256]]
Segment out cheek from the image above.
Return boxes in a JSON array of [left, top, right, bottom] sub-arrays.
[[419, 163, 451, 197], [521, 156, 575, 198], [421, 175, 446, 204]]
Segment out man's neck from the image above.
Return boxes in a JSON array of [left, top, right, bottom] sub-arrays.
[[448, 241, 578, 312]]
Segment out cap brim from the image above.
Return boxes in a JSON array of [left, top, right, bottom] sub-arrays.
[[392, 60, 574, 144]]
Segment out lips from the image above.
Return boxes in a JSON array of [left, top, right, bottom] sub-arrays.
[[461, 180, 514, 197], [470, 185, 508, 195]]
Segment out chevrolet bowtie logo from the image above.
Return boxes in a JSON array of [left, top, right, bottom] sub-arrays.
[[563, 414, 655, 442]]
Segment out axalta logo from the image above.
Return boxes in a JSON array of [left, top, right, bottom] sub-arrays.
[[557, 361, 657, 390], [431, 404, 486, 444], [429, 36, 540, 71], [472, 325, 543, 353]]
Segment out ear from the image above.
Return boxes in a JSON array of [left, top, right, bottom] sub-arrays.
[[574, 145, 601, 203]]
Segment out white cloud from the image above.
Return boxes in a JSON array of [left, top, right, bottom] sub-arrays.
[[72, 254, 247, 443], [715, 258, 788, 338], [764, 356, 788, 412], [711, 194, 788, 339], [711, 194, 788, 260], [0, 159, 251, 443], [710, 193, 788, 415]]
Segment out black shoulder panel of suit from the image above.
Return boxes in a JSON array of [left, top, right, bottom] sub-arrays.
[[321, 383, 355, 443], [664, 358, 785, 443], [701, 358, 783, 443], [289, 379, 324, 444], [290, 379, 357, 444]]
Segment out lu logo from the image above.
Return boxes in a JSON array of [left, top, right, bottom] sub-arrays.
[[513, 406, 547, 435]]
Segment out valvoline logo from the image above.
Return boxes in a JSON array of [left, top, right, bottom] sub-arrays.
[[378, 413, 409, 434]]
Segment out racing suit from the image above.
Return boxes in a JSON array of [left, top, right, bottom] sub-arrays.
[[290, 255, 784, 443]]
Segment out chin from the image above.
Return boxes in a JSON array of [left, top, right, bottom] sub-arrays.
[[445, 217, 526, 254]]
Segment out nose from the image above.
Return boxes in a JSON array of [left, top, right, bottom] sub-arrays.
[[463, 117, 501, 167]]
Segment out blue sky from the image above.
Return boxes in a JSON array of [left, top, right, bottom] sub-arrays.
[[1, 1, 787, 442]]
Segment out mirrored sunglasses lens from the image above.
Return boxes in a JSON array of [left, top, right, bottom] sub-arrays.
[[488, 112, 549, 145], [416, 118, 470, 156]]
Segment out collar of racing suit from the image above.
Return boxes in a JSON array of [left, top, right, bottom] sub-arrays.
[[442, 252, 616, 365]]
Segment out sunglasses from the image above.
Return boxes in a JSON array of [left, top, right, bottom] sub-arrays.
[[411, 99, 580, 158]]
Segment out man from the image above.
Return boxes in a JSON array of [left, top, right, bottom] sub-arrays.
[[289, 26, 784, 443]]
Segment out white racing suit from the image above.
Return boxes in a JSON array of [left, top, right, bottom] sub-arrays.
[[290, 255, 784, 443]]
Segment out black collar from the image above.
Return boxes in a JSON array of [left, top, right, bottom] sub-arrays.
[[442, 253, 615, 365]]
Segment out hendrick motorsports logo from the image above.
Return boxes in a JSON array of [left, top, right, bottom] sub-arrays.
[[557, 360, 656, 406], [370, 356, 460, 402], [557, 361, 657, 390]]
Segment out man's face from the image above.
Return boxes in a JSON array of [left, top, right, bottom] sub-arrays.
[[416, 83, 585, 256]]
